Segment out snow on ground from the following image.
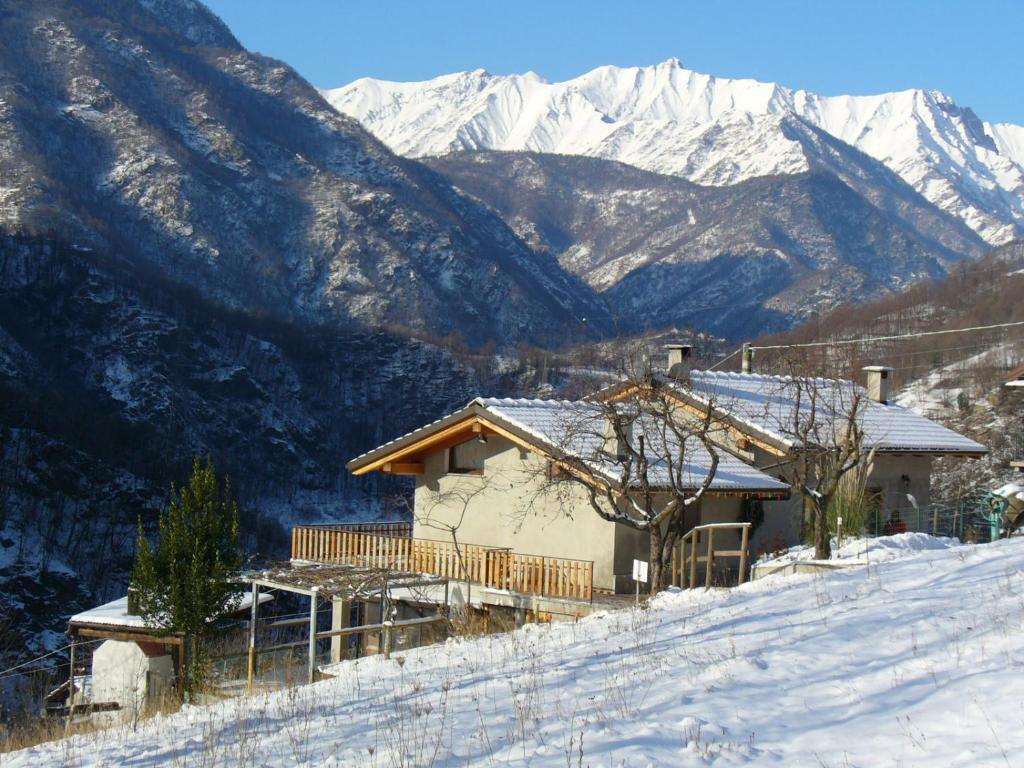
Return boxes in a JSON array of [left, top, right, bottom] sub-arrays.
[[10, 535, 1024, 767], [757, 532, 961, 567]]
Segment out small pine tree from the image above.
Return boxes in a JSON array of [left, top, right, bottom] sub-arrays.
[[131, 456, 242, 696]]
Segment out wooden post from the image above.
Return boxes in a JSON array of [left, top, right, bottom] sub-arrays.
[[689, 530, 698, 589], [704, 527, 715, 589], [739, 525, 750, 585], [330, 597, 351, 663], [382, 620, 393, 660], [64, 637, 76, 733], [307, 587, 319, 685], [177, 640, 186, 703], [247, 582, 259, 691]]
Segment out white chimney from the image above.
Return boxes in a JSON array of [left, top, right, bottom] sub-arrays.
[[602, 413, 633, 461], [665, 344, 692, 378], [863, 365, 893, 404]]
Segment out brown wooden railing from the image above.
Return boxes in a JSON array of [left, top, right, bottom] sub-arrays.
[[291, 526, 593, 602], [673, 522, 751, 589], [301, 521, 413, 538]]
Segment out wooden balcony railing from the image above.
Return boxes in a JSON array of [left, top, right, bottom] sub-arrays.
[[300, 521, 413, 538], [292, 526, 593, 602], [673, 522, 751, 589]]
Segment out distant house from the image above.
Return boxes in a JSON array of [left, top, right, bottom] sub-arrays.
[[347, 397, 789, 593], [1006, 364, 1024, 388], [598, 347, 988, 552]]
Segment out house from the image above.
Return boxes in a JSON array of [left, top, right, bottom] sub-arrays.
[[598, 346, 988, 552], [347, 397, 790, 594], [1006, 364, 1024, 388]]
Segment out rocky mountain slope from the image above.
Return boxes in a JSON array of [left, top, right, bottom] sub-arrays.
[[0, 0, 607, 347], [0, 232, 514, 664], [326, 59, 1024, 245], [425, 151, 984, 337], [0, 0, 596, 684]]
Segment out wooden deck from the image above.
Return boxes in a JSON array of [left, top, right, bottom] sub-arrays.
[[292, 525, 594, 602]]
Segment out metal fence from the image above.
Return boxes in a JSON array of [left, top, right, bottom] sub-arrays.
[[862, 493, 1006, 544]]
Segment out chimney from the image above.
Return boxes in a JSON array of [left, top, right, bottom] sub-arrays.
[[863, 365, 893, 404], [741, 342, 753, 374], [602, 413, 632, 461], [665, 344, 692, 379]]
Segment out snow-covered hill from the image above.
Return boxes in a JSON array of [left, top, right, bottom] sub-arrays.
[[325, 59, 1024, 245], [12, 534, 1024, 766]]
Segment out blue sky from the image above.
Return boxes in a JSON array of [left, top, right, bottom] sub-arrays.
[[204, 0, 1024, 125]]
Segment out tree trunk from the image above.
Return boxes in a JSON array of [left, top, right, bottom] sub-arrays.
[[814, 501, 832, 560], [648, 528, 670, 593]]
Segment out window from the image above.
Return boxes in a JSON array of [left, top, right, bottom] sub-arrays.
[[447, 440, 485, 475]]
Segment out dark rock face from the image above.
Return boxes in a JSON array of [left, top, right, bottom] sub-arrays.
[[424, 151, 987, 336], [0, 0, 606, 348], [0, 233, 493, 664]]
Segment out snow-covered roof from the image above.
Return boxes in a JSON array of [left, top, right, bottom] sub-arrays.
[[678, 371, 987, 455], [348, 396, 789, 495], [479, 397, 787, 493], [70, 592, 271, 631], [1006, 365, 1024, 387]]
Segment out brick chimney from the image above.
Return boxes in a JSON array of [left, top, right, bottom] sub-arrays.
[[665, 344, 692, 379], [863, 365, 893, 404]]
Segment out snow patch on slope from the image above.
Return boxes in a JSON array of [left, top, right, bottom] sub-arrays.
[[13, 535, 1024, 766]]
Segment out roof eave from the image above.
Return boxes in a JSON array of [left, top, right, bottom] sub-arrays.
[[345, 401, 488, 474]]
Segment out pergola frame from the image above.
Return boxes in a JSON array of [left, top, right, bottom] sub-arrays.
[[244, 562, 450, 687]]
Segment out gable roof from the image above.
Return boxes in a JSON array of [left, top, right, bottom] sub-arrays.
[[347, 397, 790, 496], [665, 371, 988, 456], [1007, 365, 1024, 387]]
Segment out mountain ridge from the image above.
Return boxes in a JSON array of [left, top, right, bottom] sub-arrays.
[[425, 150, 984, 337], [325, 59, 1024, 245]]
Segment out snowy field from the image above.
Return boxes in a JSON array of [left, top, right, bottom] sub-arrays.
[[10, 534, 1024, 767]]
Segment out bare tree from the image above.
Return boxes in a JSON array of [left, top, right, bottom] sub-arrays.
[[536, 369, 722, 592], [763, 371, 872, 560]]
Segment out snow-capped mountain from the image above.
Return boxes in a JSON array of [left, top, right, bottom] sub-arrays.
[[325, 59, 1024, 245]]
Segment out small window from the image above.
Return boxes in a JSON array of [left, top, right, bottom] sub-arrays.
[[447, 440, 484, 475]]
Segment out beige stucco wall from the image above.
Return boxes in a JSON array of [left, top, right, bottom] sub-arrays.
[[413, 435, 749, 592], [746, 451, 935, 550], [865, 453, 933, 527], [413, 436, 753, 593], [414, 436, 621, 590]]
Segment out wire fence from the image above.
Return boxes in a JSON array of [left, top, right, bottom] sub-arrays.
[[860, 494, 1008, 544]]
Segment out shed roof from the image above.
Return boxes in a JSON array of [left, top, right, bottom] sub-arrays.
[[69, 592, 271, 633]]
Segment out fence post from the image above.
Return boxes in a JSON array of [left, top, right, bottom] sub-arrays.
[[307, 587, 319, 685], [690, 530, 699, 588], [247, 582, 259, 691], [739, 525, 750, 585], [704, 527, 715, 589]]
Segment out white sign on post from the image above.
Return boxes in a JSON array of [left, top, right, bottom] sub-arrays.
[[632, 559, 649, 583]]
